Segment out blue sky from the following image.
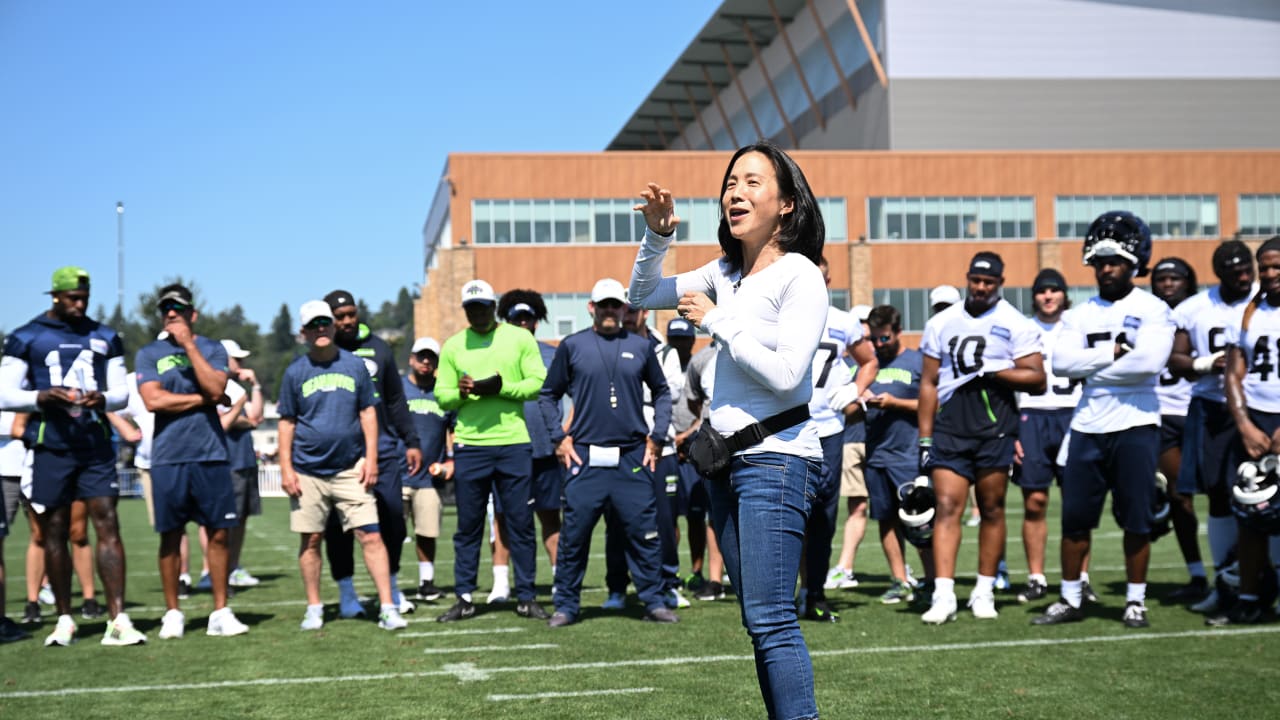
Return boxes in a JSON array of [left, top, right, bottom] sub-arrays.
[[0, 1, 719, 334]]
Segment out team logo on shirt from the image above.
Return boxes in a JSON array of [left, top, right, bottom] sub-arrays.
[[90, 338, 109, 355], [301, 373, 357, 398], [1124, 316, 1141, 330], [156, 354, 192, 375]]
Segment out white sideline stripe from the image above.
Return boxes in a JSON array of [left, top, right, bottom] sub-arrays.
[[2, 626, 1276, 699], [422, 643, 557, 655], [401, 627, 525, 638], [487, 687, 655, 702]]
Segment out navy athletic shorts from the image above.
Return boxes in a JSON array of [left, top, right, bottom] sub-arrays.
[[150, 461, 238, 534], [866, 463, 918, 521], [1160, 414, 1185, 454], [1061, 425, 1159, 536], [1012, 408, 1072, 490], [679, 460, 709, 518], [930, 431, 1016, 483], [31, 449, 118, 509], [530, 455, 564, 511], [1178, 397, 1238, 495]]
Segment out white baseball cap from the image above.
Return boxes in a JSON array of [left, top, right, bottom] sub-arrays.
[[929, 285, 962, 308], [461, 280, 496, 306], [299, 300, 334, 327], [591, 278, 627, 304], [851, 304, 872, 323], [411, 337, 441, 356], [220, 339, 251, 359]]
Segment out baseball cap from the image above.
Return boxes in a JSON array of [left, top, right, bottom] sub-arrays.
[[591, 278, 627, 304], [220, 339, 251, 359], [851, 304, 872, 323], [461, 280, 496, 306], [324, 289, 356, 311], [506, 302, 535, 319], [1032, 268, 1067, 293], [411, 337, 441, 356], [299, 300, 334, 327], [156, 284, 194, 309], [929, 285, 961, 308], [49, 266, 90, 294], [968, 252, 1005, 278], [666, 318, 695, 337]]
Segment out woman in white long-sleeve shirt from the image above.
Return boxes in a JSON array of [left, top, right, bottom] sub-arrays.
[[629, 142, 827, 720]]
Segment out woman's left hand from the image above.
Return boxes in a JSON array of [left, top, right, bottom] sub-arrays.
[[678, 292, 716, 328]]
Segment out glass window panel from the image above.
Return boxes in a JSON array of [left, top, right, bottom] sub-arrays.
[[925, 213, 941, 239], [886, 212, 903, 240], [473, 200, 491, 223], [594, 213, 612, 243], [822, 198, 847, 242], [574, 220, 591, 244], [829, 289, 850, 311], [614, 211, 632, 244], [868, 198, 884, 239], [884, 197, 903, 215], [534, 221, 551, 244], [514, 221, 531, 244], [1240, 196, 1258, 235], [982, 220, 998, 238], [1019, 220, 1034, 238], [906, 289, 926, 331], [554, 220, 570, 244], [1055, 197, 1070, 231], [1200, 196, 1219, 230], [474, 221, 491, 245], [571, 199, 592, 222], [633, 212, 647, 243], [904, 197, 923, 239], [1259, 197, 1276, 235], [532, 200, 552, 222], [1057, 222, 1073, 238], [491, 200, 511, 244]]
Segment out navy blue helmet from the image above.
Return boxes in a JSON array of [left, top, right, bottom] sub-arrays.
[[1232, 455, 1280, 535], [898, 477, 936, 549], [1082, 210, 1153, 277]]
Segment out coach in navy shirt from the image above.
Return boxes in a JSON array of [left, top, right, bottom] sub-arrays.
[[540, 278, 675, 626]]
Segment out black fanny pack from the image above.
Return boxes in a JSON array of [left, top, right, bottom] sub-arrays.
[[686, 405, 810, 479]]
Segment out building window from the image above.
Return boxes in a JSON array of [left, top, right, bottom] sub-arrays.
[[867, 197, 1034, 241], [1055, 195, 1218, 239], [1240, 195, 1280, 237]]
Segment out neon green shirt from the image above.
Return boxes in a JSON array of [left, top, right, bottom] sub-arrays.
[[436, 322, 547, 446]]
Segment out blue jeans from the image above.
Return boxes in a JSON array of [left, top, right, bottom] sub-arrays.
[[708, 451, 820, 720]]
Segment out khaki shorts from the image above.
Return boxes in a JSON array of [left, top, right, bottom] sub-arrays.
[[403, 485, 443, 538], [138, 467, 155, 527], [840, 443, 867, 498], [289, 464, 378, 534]]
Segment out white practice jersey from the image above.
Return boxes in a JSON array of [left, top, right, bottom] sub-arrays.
[[0, 411, 26, 477], [1174, 285, 1256, 403], [1228, 299, 1280, 413], [920, 298, 1042, 406], [809, 306, 861, 438], [1154, 367, 1193, 417], [1053, 288, 1175, 434], [1019, 316, 1083, 411]]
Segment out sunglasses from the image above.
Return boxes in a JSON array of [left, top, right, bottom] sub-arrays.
[[304, 317, 334, 330], [873, 334, 894, 343], [158, 300, 192, 314]]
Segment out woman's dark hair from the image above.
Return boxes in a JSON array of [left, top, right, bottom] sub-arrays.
[[716, 142, 824, 273], [866, 304, 901, 332], [497, 288, 548, 322]]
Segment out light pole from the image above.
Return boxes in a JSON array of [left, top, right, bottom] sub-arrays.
[[116, 202, 124, 312]]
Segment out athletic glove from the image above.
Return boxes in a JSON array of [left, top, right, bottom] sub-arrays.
[[469, 374, 504, 396]]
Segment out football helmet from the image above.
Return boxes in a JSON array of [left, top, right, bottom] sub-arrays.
[[898, 477, 936, 549], [1232, 455, 1280, 535], [1082, 211, 1153, 277], [1149, 471, 1173, 541]]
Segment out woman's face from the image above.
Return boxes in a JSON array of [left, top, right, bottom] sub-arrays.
[[721, 151, 793, 246]]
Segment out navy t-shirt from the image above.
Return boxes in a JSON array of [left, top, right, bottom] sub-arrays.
[[522, 341, 559, 458], [3, 314, 125, 455], [277, 349, 377, 477], [865, 349, 923, 469], [840, 359, 866, 445], [402, 377, 454, 489], [136, 336, 230, 466]]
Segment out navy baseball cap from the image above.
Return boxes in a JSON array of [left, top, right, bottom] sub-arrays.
[[666, 318, 695, 337]]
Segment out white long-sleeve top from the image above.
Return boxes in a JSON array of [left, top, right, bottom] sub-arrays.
[[630, 227, 826, 459], [1052, 287, 1174, 434]]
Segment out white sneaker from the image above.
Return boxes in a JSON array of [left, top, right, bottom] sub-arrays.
[[159, 609, 186, 639], [38, 584, 55, 605], [397, 595, 416, 615], [667, 588, 692, 609], [207, 607, 249, 637], [378, 606, 408, 630], [486, 585, 510, 604], [229, 568, 261, 588], [101, 613, 147, 646], [823, 568, 859, 590], [1190, 588, 1221, 614], [300, 606, 324, 631], [965, 514, 981, 528], [921, 593, 958, 624], [968, 592, 999, 620], [44, 614, 77, 647]]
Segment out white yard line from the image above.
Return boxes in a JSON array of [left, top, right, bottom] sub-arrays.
[[401, 627, 525, 638], [421, 643, 558, 655], [487, 687, 655, 702]]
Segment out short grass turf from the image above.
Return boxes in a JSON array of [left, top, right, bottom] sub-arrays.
[[1, 493, 1277, 719]]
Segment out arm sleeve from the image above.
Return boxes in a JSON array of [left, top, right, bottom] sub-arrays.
[[700, 268, 826, 394], [1051, 310, 1115, 379], [538, 342, 572, 445], [629, 227, 719, 309], [0, 356, 38, 411], [501, 333, 548, 402], [644, 349, 672, 443], [1090, 307, 1176, 385], [102, 356, 129, 411], [379, 352, 420, 447], [434, 344, 462, 410]]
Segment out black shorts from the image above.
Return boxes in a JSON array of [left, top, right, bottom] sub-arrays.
[[1061, 426, 1159, 536], [231, 466, 262, 517], [930, 431, 1016, 483], [866, 464, 918, 521], [1160, 414, 1185, 454], [679, 460, 709, 518], [530, 455, 564, 511], [1012, 408, 1072, 490], [31, 449, 118, 509], [151, 461, 238, 534], [1178, 398, 1238, 495]]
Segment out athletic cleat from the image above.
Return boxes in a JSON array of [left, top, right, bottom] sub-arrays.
[[80, 598, 104, 620], [515, 600, 550, 620], [159, 609, 186, 639], [1081, 580, 1099, 604], [921, 594, 958, 624], [21, 601, 41, 625], [229, 568, 261, 588], [300, 607, 324, 631], [602, 592, 627, 610], [880, 580, 915, 605], [968, 592, 999, 620], [436, 599, 476, 623], [1032, 600, 1084, 626], [44, 615, 77, 647], [416, 580, 442, 602], [694, 581, 726, 601], [683, 572, 707, 595], [994, 570, 1011, 592], [803, 599, 841, 623], [378, 607, 408, 630], [547, 611, 575, 628], [665, 588, 691, 609], [823, 568, 859, 590], [195, 573, 213, 592], [101, 613, 146, 646], [486, 585, 510, 604], [38, 584, 55, 605], [0, 617, 32, 644], [1206, 599, 1265, 627], [1166, 576, 1209, 603], [644, 607, 680, 623], [1190, 588, 1222, 614], [178, 576, 193, 600], [1017, 579, 1049, 604], [206, 607, 249, 637], [965, 514, 981, 528], [339, 595, 366, 619], [1122, 601, 1149, 628]]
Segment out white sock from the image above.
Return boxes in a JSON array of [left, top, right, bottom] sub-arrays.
[[1207, 515, 1238, 568], [380, 603, 396, 615], [974, 574, 996, 596], [1126, 583, 1146, 604], [337, 576, 357, 600], [179, 573, 192, 584], [1061, 579, 1083, 608], [419, 561, 434, 584], [306, 603, 323, 616], [1028, 573, 1047, 585], [550, 564, 556, 577], [493, 564, 510, 586], [934, 577, 956, 600], [1080, 571, 1091, 584], [460, 592, 473, 603], [1187, 561, 1206, 580]]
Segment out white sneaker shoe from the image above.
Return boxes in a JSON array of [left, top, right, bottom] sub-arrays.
[[44, 614, 77, 647], [823, 568, 859, 590], [38, 584, 55, 605], [397, 595, 416, 615], [300, 606, 324, 631], [229, 568, 261, 588], [101, 613, 147, 646], [486, 585, 510, 604], [921, 593, 958, 624], [378, 606, 408, 630], [207, 607, 249, 637], [159, 609, 186, 639], [968, 592, 999, 620]]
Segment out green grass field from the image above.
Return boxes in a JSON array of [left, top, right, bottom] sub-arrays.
[[1, 493, 1277, 719]]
